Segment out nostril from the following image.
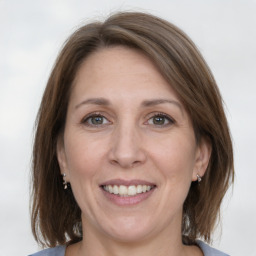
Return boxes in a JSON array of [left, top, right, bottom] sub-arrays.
[[110, 159, 119, 166], [109, 159, 141, 169]]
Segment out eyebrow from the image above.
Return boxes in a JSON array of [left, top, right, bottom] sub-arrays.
[[75, 97, 183, 115], [141, 99, 184, 115], [141, 99, 181, 108], [75, 98, 110, 109]]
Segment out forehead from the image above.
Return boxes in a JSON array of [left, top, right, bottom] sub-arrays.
[[71, 46, 179, 100], [75, 46, 160, 82]]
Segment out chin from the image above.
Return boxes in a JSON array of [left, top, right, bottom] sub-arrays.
[[101, 215, 155, 243]]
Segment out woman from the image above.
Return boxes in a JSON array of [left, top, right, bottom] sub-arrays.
[[29, 12, 234, 256]]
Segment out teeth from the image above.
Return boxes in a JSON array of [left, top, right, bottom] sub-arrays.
[[113, 185, 119, 195], [103, 184, 154, 196], [128, 185, 136, 196], [119, 185, 127, 195], [136, 185, 143, 194]]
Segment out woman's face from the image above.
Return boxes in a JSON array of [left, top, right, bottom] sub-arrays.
[[57, 46, 210, 243]]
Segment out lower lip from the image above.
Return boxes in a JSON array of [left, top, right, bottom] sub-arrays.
[[101, 187, 156, 206]]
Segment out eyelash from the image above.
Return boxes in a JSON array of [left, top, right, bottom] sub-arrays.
[[81, 112, 175, 128], [146, 112, 175, 127], [81, 112, 110, 127]]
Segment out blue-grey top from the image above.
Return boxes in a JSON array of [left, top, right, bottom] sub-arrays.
[[28, 240, 229, 256]]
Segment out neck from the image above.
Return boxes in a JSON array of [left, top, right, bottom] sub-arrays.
[[73, 215, 190, 256], [78, 235, 185, 256]]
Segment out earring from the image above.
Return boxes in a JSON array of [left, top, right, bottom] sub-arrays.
[[62, 173, 68, 189], [196, 174, 202, 183]]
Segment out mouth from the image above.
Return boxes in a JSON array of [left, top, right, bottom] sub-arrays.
[[99, 179, 157, 206], [101, 184, 155, 197]]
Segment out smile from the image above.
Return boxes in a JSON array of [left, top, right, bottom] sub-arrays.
[[100, 179, 157, 206], [102, 185, 155, 196]]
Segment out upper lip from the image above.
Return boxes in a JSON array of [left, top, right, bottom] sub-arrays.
[[100, 179, 156, 187]]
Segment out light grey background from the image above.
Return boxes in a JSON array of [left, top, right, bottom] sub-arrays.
[[1, 1, 255, 255]]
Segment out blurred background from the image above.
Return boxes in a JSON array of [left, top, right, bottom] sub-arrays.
[[0, 0, 255, 255]]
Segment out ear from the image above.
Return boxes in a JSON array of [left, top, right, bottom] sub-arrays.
[[192, 137, 212, 181], [56, 136, 70, 181]]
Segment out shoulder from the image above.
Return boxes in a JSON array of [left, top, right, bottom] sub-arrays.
[[28, 245, 66, 256], [197, 240, 230, 256]]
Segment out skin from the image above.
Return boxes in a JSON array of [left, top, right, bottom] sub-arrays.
[[57, 46, 211, 256]]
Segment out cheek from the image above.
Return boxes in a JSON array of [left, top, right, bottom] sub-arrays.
[[156, 137, 196, 208], [151, 133, 196, 182], [63, 134, 105, 212], [64, 133, 106, 180]]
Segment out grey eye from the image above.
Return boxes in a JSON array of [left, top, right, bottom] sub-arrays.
[[152, 116, 166, 125], [148, 114, 173, 126], [90, 116, 104, 125], [82, 114, 109, 126]]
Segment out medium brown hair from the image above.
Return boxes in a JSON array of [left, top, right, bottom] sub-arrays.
[[31, 11, 234, 247]]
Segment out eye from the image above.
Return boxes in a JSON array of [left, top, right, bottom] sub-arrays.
[[81, 113, 110, 127], [147, 113, 174, 127]]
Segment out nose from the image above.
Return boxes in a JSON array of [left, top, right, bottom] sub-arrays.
[[108, 122, 147, 169]]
